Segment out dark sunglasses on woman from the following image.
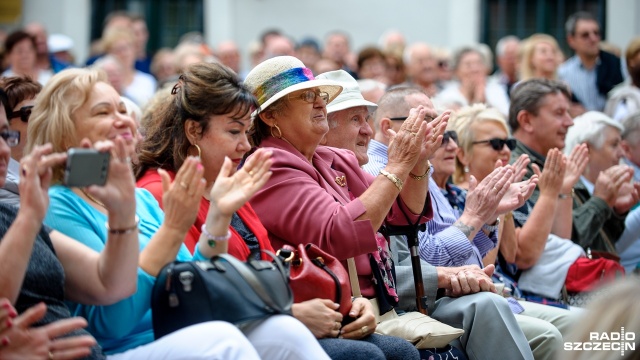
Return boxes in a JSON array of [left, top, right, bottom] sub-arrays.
[[0, 129, 20, 147], [9, 106, 34, 123], [441, 130, 458, 147], [472, 138, 516, 151]]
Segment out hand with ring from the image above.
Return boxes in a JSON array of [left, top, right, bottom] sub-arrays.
[[290, 299, 343, 339], [0, 302, 96, 360], [338, 297, 376, 340]]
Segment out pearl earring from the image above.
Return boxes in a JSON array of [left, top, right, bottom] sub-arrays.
[[464, 166, 470, 173]]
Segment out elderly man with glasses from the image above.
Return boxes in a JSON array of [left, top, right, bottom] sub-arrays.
[[0, 76, 41, 206]]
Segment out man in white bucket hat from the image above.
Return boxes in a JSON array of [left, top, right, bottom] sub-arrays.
[[319, 71, 536, 359], [317, 70, 377, 166]]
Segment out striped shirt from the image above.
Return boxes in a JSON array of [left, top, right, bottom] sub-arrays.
[[558, 55, 605, 111], [364, 140, 497, 267]]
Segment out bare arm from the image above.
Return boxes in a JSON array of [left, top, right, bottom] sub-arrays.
[[514, 149, 565, 269], [483, 214, 510, 267], [495, 213, 518, 264]]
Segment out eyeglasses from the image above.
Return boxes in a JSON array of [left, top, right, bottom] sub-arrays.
[[389, 115, 436, 122], [0, 130, 20, 147], [441, 130, 458, 147], [472, 138, 516, 151], [577, 30, 600, 39], [8, 106, 34, 123], [289, 90, 330, 104]]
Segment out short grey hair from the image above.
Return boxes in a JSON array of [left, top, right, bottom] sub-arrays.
[[622, 111, 640, 143], [564, 111, 624, 155], [450, 45, 487, 72], [565, 11, 597, 36], [495, 35, 520, 57]]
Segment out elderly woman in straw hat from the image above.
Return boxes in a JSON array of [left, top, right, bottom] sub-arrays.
[[244, 56, 447, 350]]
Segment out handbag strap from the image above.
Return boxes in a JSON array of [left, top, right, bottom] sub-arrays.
[[216, 253, 292, 312], [347, 257, 361, 297]]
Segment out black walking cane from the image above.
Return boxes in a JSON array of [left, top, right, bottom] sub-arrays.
[[384, 195, 431, 315]]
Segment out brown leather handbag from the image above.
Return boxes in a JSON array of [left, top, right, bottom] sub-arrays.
[[278, 243, 353, 316]]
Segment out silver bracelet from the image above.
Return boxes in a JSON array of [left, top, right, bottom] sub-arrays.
[[201, 224, 231, 248]]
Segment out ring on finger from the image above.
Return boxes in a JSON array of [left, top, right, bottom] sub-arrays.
[[360, 325, 368, 335], [493, 186, 499, 192], [179, 181, 188, 190]]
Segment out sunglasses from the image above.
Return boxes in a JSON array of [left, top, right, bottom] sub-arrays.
[[441, 130, 458, 147], [0, 130, 20, 147], [9, 106, 34, 123], [577, 30, 600, 39], [472, 138, 516, 151]]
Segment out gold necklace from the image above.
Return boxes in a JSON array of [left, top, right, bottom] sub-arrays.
[[80, 189, 106, 208]]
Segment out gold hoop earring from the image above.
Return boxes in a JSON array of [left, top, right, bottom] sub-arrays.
[[189, 144, 202, 158], [271, 124, 283, 139]]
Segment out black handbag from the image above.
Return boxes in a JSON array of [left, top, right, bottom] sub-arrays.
[[152, 252, 293, 339]]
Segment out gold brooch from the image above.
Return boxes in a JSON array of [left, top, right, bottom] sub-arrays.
[[335, 175, 346, 187]]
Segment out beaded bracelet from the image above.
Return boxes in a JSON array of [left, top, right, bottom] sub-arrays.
[[201, 224, 231, 248], [105, 216, 140, 235]]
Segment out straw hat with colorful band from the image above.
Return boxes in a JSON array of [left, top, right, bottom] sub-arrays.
[[244, 56, 343, 116]]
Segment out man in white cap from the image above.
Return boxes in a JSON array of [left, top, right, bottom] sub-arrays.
[[318, 70, 535, 360], [317, 70, 377, 167]]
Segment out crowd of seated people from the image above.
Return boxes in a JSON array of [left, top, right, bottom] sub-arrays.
[[0, 8, 639, 360]]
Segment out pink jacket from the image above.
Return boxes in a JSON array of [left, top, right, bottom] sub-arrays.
[[249, 137, 432, 297]]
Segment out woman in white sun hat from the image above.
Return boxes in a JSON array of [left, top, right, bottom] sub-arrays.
[[244, 55, 448, 359]]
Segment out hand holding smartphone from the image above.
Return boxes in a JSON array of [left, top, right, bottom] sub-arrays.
[[63, 148, 110, 187]]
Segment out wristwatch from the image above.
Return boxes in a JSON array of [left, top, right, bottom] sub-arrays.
[[482, 218, 500, 234]]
